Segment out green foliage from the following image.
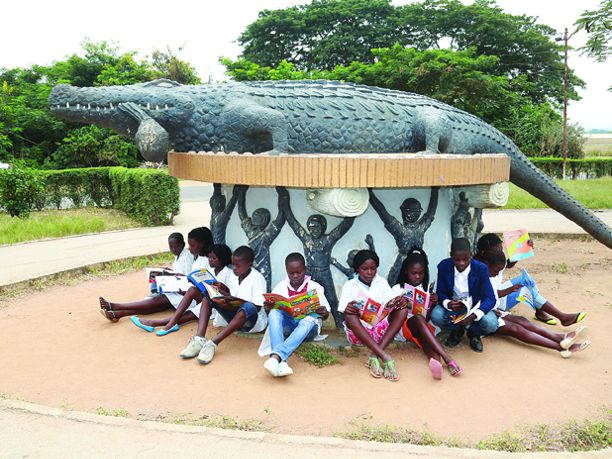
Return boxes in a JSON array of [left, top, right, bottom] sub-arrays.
[[0, 165, 45, 217], [238, 0, 582, 107], [506, 178, 612, 210], [575, 0, 612, 63], [150, 47, 201, 84], [109, 167, 179, 226], [40, 167, 115, 209], [295, 343, 338, 367], [529, 158, 612, 179]]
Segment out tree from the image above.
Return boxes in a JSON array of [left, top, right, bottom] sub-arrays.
[[150, 47, 201, 84], [575, 0, 611, 63], [238, 0, 583, 107]]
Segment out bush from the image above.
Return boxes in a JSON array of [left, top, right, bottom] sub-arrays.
[[109, 168, 179, 225], [41, 167, 114, 209], [529, 157, 612, 179], [0, 166, 45, 217]]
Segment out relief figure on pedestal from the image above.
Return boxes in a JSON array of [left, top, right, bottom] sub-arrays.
[[210, 183, 240, 245]]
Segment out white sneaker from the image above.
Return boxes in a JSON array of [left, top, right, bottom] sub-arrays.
[[197, 340, 217, 364], [263, 357, 280, 376], [180, 336, 206, 359], [276, 361, 293, 377]]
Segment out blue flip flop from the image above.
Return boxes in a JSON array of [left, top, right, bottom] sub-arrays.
[[156, 324, 179, 336], [130, 316, 154, 332]]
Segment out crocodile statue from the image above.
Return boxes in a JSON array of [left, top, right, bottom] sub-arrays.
[[49, 79, 612, 248]]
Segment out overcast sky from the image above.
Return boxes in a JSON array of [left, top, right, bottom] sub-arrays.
[[2, 0, 610, 129]]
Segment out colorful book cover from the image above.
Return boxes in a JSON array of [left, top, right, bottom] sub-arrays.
[[353, 292, 388, 327], [203, 283, 247, 310], [187, 268, 218, 294], [503, 229, 534, 262], [403, 284, 430, 316], [263, 290, 320, 319]]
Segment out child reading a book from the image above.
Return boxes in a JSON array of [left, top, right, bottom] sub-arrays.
[[393, 248, 462, 379], [98, 227, 213, 324], [430, 238, 498, 353], [169, 232, 196, 276], [485, 249, 590, 358], [257, 252, 330, 377], [476, 233, 586, 327], [133, 244, 233, 335], [339, 250, 408, 382], [179, 245, 267, 364]]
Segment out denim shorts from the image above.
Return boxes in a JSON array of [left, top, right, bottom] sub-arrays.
[[212, 301, 259, 331]]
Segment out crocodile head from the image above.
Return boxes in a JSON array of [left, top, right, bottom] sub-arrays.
[[49, 79, 195, 161]]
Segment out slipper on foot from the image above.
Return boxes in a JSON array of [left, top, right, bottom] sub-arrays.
[[130, 316, 154, 332], [156, 324, 179, 336], [383, 359, 399, 382], [366, 356, 383, 378], [447, 360, 463, 377], [534, 314, 558, 326], [560, 340, 591, 358], [570, 312, 587, 325], [428, 358, 443, 380]]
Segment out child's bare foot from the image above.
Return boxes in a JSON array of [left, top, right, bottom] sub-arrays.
[[99, 297, 112, 311], [560, 312, 587, 327], [560, 340, 591, 358], [99, 308, 118, 322]]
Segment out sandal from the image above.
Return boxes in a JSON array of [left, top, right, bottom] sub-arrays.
[[383, 359, 399, 382], [533, 313, 558, 326], [366, 355, 383, 378], [447, 360, 463, 377], [99, 297, 112, 311], [428, 358, 443, 380], [566, 312, 587, 326], [560, 326, 587, 350], [99, 308, 118, 322], [560, 340, 591, 358]]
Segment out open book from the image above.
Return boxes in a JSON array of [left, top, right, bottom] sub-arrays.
[[146, 267, 177, 292], [353, 292, 404, 327], [263, 290, 320, 319], [403, 283, 431, 317], [201, 282, 248, 310], [449, 297, 481, 323], [503, 229, 534, 262], [187, 268, 218, 293], [156, 275, 191, 293]]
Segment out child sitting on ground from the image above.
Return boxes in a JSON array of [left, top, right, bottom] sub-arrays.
[[257, 252, 330, 377], [339, 249, 408, 382], [148, 232, 196, 296], [132, 244, 233, 335], [485, 249, 590, 358], [179, 245, 267, 365], [393, 248, 462, 379], [475, 233, 586, 326], [430, 238, 498, 353], [99, 227, 213, 323]]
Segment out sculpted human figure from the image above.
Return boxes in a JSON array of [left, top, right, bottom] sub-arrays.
[[238, 186, 285, 290], [369, 187, 439, 283], [277, 186, 354, 326], [451, 192, 482, 249], [210, 183, 240, 245], [331, 234, 375, 279]]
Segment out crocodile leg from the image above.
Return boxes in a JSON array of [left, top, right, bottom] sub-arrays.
[[119, 102, 169, 162], [222, 101, 289, 155]]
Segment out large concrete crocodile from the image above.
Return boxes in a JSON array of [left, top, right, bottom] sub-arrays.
[[49, 79, 612, 248]]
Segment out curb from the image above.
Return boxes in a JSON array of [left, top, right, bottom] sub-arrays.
[[2, 399, 609, 458]]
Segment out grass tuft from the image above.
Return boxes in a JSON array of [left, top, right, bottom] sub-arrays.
[[95, 406, 129, 417], [295, 343, 338, 367], [0, 207, 142, 246]]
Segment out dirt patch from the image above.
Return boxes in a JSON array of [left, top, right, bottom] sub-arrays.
[[1, 238, 610, 441]]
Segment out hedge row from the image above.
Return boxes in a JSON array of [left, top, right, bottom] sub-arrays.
[[529, 157, 612, 179], [0, 166, 179, 225]]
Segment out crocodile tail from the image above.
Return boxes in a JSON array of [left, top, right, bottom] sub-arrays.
[[505, 145, 612, 248]]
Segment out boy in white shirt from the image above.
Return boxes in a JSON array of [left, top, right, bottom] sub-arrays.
[[258, 253, 330, 377], [180, 246, 267, 365], [169, 232, 196, 275]]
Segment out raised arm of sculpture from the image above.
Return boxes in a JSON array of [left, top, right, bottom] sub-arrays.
[[368, 189, 401, 234], [420, 187, 439, 229], [237, 185, 253, 234], [276, 186, 305, 239]]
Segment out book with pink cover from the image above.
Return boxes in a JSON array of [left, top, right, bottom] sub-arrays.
[[402, 284, 431, 316], [503, 229, 534, 262]]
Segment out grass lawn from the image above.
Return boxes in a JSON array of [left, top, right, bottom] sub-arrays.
[[505, 178, 612, 209], [0, 208, 143, 246]]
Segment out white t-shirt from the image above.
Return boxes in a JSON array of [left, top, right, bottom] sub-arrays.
[[191, 255, 211, 271], [172, 247, 195, 275], [211, 265, 234, 326], [224, 267, 267, 333], [338, 274, 395, 313]]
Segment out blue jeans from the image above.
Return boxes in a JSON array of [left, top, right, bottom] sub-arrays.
[[213, 302, 259, 332], [430, 304, 499, 337], [506, 269, 547, 310], [268, 309, 318, 361]]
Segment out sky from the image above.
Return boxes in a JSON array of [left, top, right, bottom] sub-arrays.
[[1, 0, 610, 130]]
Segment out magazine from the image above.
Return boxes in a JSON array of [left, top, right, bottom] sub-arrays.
[[146, 267, 177, 293], [263, 290, 320, 319], [202, 282, 248, 310], [353, 292, 403, 327], [187, 268, 218, 293], [503, 229, 534, 262], [449, 296, 481, 323], [156, 275, 191, 293], [402, 284, 431, 316]]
